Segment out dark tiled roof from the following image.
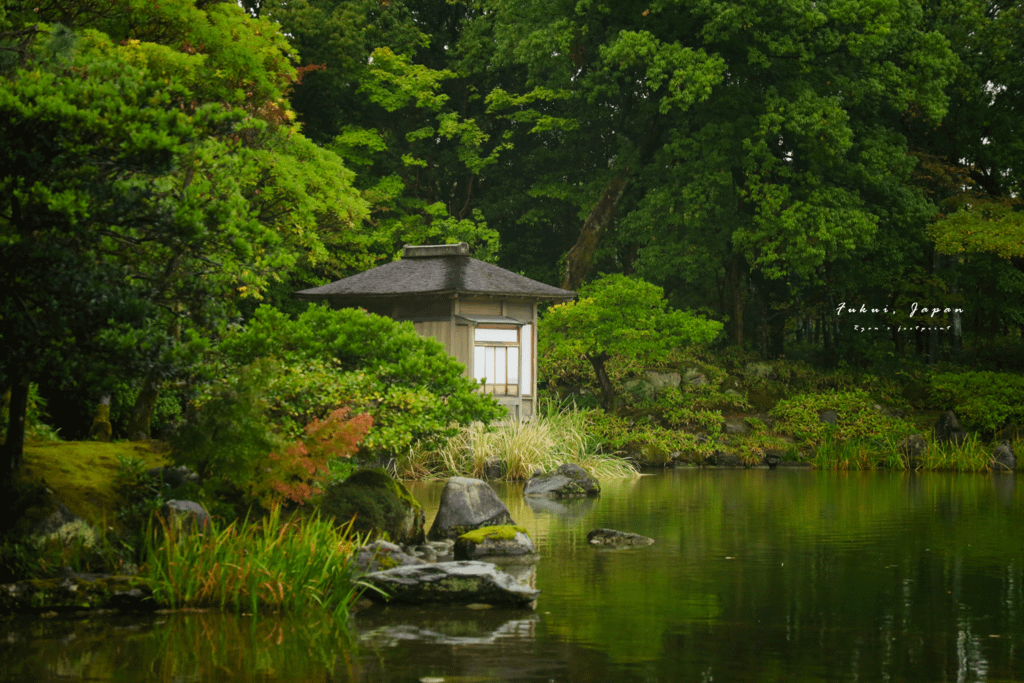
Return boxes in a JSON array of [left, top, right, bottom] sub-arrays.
[[294, 255, 576, 302]]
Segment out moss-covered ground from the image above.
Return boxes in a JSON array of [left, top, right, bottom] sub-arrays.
[[17, 441, 169, 527]]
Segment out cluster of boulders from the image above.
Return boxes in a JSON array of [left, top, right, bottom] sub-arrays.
[[351, 468, 652, 609], [354, 476, 540, 607]]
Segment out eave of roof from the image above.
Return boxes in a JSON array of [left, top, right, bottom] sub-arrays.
[[294, 255, 576, 302]]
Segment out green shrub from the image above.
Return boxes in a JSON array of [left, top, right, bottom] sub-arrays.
[[539, 274, 722, 410], [172, 359, 285, 487], [770, 390, 913, 447], [586, 410, 720, 462], [318, 468, 423, 542], [211, 304, 505, 457], [929, 371, 1024, 434]]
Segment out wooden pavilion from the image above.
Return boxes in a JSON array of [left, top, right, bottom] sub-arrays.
[[294, 243, 576, 419]]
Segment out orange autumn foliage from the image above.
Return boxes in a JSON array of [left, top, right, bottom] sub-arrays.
[[266, 408, 373, 505]]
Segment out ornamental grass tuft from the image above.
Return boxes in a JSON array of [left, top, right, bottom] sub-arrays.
[[812, 432, 1003, 472], [397, 406, 638, 480], [142, 505, 367, 616]]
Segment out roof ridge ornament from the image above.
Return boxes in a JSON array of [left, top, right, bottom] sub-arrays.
[[402, 243, 470, 258]]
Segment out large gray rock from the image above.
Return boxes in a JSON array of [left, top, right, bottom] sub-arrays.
[[162, 500, 210, 533], [361, 561, 540, 607], [428, 477, 514, 540], [647, 371, 681, 392], [454, 525, 537, 562], [586, 528, 655, 547], [623, 371, 681, 400], [724, 417, 751, 435], [524, 463, 600, 498], [992, 442, 1017, 471]]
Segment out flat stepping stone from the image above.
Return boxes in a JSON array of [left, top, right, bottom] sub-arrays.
[[361, 561, 539, 607]]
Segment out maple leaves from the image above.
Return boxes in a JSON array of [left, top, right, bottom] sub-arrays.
[[265, 408, 373, 505]]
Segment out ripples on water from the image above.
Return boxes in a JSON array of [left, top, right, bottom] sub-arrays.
[[2, 470, 1022, 682]]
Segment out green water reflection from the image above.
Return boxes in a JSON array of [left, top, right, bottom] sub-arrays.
[[2, 470, 1022, 682]]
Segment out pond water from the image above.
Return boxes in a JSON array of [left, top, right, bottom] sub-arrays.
[[3, 469, 1023, 682]]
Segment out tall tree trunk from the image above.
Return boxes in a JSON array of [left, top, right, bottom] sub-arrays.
[[727, 254, 746, 348], [126, 377, 161, 441], [562, 171, 630, 292], [586, 352, 616, 413], [1, 375, 30, 487]]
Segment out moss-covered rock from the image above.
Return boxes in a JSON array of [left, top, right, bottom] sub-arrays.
[[427, 477, 515, 541], [319, 468, 425, 545], [453, 525, 537, 562], [523, 463, 600, 497]]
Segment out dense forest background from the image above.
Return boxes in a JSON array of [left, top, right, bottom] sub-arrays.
[[2, 0, 1023, 466]]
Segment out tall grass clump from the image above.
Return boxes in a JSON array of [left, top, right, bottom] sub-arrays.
[[397, 406, 638, 480], [143, 506, 367, 616], [812, 432, 999, 472]]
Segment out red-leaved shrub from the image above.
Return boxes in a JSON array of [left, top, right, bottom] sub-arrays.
[[264, 408, 373, 505]]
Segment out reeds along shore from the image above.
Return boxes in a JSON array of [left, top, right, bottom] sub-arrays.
[[144, 506, 366, 615]]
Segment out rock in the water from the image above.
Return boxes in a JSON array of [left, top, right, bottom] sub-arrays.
[[353, 540, 425, 574], [992, 442, 1017, 471], [361, 561, 540, 607], [320, 468, 425, 545], [586, 528, 654, 547], [934, 411, 969, 446], [162, 500, 210, 533], [454, 525, 537, 561], [427, 477, 514, 540], [524, 463, 599, 498], [898, 434, 927, 468], [482, 459, 503, 480]]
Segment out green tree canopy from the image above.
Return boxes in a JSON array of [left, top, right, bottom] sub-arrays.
[[0, 0, 369, 478], [540, 274, 722, 410]]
